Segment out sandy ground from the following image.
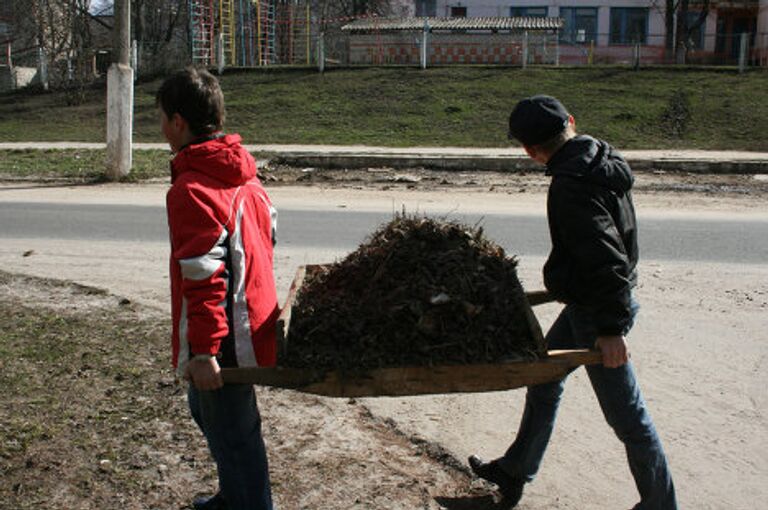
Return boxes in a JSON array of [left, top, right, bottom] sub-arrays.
[[1, 172, 767, 509]]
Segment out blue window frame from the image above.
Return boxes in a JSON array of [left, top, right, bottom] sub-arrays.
[[610, 7, 649, 44], [559, 7, 598, 44], [509, 6, 548, 17]]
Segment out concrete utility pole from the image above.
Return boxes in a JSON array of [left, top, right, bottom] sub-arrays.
[[106, 0, 133, 180]]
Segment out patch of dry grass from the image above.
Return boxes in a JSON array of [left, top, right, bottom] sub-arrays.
[[0, 272, 491, 510]]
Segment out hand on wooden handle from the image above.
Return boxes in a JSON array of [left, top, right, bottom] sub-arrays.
[[185, 356, 224, 390], [594, 335, 629, 368]]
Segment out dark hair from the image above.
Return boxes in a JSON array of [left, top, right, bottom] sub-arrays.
[[155, 67, 225, 136]]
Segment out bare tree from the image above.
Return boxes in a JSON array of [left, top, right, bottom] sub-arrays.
[[674, 0, 710, 63], [652, 0, 711, 63], [314, 0, 400, 29], [132, 0, 186, 75], [21, 0, 96, 89]]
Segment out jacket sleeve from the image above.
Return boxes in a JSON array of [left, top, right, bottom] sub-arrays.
[[167, 184, 230, 356], [547, 181, 633, 335]]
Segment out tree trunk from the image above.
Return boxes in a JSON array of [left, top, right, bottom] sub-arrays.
[[665, 0, 676, 61], [675, 0, 689, 64]]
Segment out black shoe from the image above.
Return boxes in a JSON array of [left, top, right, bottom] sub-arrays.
[[468, 455, 525, 507], [192, 492, 228, 510]]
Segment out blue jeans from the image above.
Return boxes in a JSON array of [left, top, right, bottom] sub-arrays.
[[498, 301, 677, 510], [188, 383, 274, 510]]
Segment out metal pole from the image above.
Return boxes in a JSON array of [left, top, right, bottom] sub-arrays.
[[247, 1, 253, 66], [37, 42, 49, 91], [633, 42, 640, 70], [306, 3, 311, 65], [209, 0, 216, 65], [289, 2, 294, 64], [114, 0, 131, 65], [318, 31, 325, 73], [131, 39, 138, 78], [257, 0, 262, 65], [421, 20, 429, 69], [217, 33, 225, 74], [738, 32, 749, 73], [239, 0, 245, 66], [522, 30, 528, 68], [106, 0, 133, 180]]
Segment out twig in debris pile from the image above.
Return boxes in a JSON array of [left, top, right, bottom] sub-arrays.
[[283, 214, 547, 371]]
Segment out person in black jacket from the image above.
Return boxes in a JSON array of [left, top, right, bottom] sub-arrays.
[[468, 96, 677, 509]]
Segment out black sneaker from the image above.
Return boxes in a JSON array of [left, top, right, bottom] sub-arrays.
[[468, 455, 525, 507], [192, 492, 228, 510]]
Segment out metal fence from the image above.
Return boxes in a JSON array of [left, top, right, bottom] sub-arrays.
[[244, 22, 768, 70], [555, 32, 766, 68]]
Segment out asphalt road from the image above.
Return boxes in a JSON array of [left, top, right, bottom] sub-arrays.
[[2, 201, 767, 264]]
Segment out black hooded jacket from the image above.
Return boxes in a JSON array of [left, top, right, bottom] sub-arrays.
[[543, 135, 638, 336]]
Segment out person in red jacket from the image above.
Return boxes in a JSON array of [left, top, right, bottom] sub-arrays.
[[157, 67, 278, 510]]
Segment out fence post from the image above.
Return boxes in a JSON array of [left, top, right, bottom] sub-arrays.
[[37, 43, 49, 91], [421, 20, 429, 69], [217, 33, 225, 75], [633, 43, 641, 70], [306, 3, 311, 65], [318, 32, 325, 73], [738, 32, 749, 73], [522, 30, 528, 68], [555, 33, 560, 66], [131, 39, 138, 80]]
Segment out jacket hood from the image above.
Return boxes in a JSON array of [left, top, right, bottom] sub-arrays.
[[545, 135, 633, 193], [171, 134, 256, 186]]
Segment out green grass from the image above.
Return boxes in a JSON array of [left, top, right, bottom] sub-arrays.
[[1, 66, 767, 150], [0, 148, 172, 181]]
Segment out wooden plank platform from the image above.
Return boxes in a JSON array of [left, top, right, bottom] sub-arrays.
[[221, 349, 602, 397], [220, 265, 603, 397]]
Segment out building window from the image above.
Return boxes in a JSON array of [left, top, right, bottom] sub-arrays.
[[559, 7, 598, 44], [610, 7, 648, 45], [450, 6, 467, 17], [510, 7, 548, 17], [416, 0, 437, 17]]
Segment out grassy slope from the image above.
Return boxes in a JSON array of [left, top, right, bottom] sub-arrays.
[[1, 67, 766, 150], [0, 148, 169, 181]]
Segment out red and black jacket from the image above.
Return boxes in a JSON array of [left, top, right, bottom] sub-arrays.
[[167, 134, 279, 375]]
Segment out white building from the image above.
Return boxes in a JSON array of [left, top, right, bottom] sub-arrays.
[[757, 0, 768, 64], [407, 0, 762, 64]]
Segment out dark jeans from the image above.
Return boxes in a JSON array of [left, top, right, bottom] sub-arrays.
[[498, 301, 677, 510], [188, 383, 274, 510]]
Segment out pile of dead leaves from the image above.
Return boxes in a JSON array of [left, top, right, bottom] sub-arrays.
[[283, 215, 546, 371]]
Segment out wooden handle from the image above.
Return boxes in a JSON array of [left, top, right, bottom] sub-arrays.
[[275, 265, 307, 359], [525, 290, 555, 307], [221, 349, 603, 397]]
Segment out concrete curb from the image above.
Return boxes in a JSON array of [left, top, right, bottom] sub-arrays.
[[1, 142, 767, 174], [264, 152, 768, 174]]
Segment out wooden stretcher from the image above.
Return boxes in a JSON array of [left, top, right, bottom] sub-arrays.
[[220, 265, 602, 397]]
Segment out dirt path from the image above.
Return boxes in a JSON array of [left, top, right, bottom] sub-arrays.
[[0, 273, 503, 510], [1, 171, 767, 509]]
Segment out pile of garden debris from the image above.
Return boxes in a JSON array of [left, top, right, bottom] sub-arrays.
[[283, 215, 546, 371]]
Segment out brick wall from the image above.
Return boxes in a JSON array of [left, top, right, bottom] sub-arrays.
[[348, 32, 558, 65]]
